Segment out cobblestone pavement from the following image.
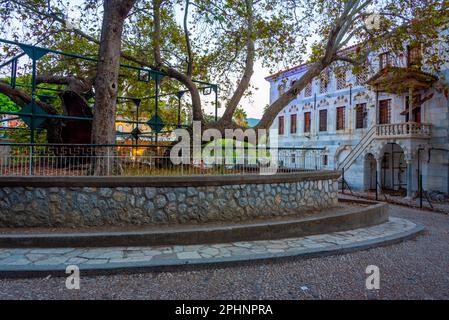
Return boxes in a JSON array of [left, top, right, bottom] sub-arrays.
[[345, 190, 449, 214], [0, 203, 448, 299], [0, 217, 415, 269]]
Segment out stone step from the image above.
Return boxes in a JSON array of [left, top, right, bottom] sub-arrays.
[[0, 217, 423, 278], [0, 199, 388, 248]]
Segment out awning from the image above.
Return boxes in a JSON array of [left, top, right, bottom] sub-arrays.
[[367, 67, 438, 93]]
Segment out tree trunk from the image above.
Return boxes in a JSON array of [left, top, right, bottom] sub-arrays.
[[219, 0, 255, 126], [92, 0, 136, 174]]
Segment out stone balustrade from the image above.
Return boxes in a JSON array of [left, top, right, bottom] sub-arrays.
[[376, 122, 431, 139]]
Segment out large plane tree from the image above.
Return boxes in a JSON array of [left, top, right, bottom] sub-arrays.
[[0, 0, 448, 146]]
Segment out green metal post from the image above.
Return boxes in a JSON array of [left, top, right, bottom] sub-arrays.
[[10, 58, 17, 88], [29, 54, 37, 175], [178, 96, 181, 127], [155, 76, 159, 145], [215, 86, 218, 122]]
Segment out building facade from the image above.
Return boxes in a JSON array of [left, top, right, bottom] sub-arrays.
[[267, 43, 449, 197]]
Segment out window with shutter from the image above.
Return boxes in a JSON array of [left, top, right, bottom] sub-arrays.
[[290, 114, 297, 134], [379, 100, 391, 124], [319, 110, 327, 132], [278, 116, 284, 135], [408, 46, 422, 68], [320, 71, 329, 94], [304, 82, 313, 97], [336, 107, 346, 131], [336, 69, 346, 90], [355, 103, 367, 129], [379, 52, 390, 69], [304, 112, 311, 133]]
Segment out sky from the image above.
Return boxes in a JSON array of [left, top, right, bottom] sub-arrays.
[[240, 61, 271, 119]]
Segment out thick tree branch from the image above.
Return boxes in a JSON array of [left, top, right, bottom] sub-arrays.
[[0, 82, 57, 115], [219, 0, 255, 126], [36, 75, 93, 94], [255, 0, 373, 130], [183, 0, 193, 77], [152, 0, 203, 123]]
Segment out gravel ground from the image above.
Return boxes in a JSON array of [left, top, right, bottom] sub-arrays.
[[0, 202, 448, 300]]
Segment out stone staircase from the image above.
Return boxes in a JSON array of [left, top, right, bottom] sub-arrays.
[[337, 122, 432, 173], [337, 126, 377, 172]]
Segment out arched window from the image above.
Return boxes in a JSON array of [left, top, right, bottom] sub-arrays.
[[408, 46, 422, 68], [278, 83, 286, 95]]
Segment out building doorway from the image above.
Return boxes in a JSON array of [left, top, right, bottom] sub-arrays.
[[379, 99, 391, 124], [364, 153, 377, 191], [379, 143, 407, 194], [405, 95, 421, 123]]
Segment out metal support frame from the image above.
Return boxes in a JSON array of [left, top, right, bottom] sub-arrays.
[[0, 38, 219, 148]]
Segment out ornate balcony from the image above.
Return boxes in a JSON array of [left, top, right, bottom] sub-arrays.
[[376, 122, 432, 139]]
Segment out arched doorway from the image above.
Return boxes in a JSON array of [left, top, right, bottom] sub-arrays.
[[334, 145, 351, 169], [364, 153, 377, 191]]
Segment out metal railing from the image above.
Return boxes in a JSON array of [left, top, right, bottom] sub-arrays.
[[0, 38, 220, 145], [0, 143, 326, 177], [338, 126, 377, 171]]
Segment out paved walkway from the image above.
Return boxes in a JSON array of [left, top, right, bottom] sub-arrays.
[[1, 204, 449, 299], [0, 217, 420, 273]]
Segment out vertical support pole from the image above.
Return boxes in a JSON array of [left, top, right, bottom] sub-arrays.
[[418, 148, 422, 208], [376, 156, 382, 199], [342, 167, 345, 194], [409, 87, 414, 123], [10, 58, 17, 88], [391, 144, 394, 190], [178, 96, 181, 127], [155, 75, 159, 146], [30, 57, 37, 144], [419, 174, 423, 209], [406, 159, 413, 199], [375, 89, 379, 125], [376, 169, 379, 201], [29, 54, 37, 176], [313, 93, 317, 137], [134, 102, 140, 158], [214, 86, 218, 122]]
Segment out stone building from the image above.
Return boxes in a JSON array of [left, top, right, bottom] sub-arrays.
[[267, 42, 449, 197]]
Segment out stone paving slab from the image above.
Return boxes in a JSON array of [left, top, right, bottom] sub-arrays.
[[0, 218, 423, 277]]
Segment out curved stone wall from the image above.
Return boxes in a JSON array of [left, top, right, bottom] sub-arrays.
[[0, 171, 340, 228]]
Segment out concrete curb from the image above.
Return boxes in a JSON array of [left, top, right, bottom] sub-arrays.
[[0, 171, 341, 188], [0, 221, 424, 279]]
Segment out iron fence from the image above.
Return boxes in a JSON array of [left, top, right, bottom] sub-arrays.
[[0, 143, 325, 177]]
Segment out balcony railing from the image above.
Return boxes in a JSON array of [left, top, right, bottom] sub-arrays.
[[376, 122, 431, 139]]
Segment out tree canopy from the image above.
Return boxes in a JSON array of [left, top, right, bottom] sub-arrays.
[[0, 0, 448, 143]]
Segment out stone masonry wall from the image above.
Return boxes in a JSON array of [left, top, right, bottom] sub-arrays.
[[0, 178, 339, 228]]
